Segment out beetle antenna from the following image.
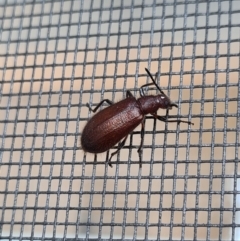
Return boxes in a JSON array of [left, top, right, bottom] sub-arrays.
[[145, 68, 165, 95]]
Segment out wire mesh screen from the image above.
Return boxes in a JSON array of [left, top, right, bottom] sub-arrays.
[[0, 0, 240, 240]]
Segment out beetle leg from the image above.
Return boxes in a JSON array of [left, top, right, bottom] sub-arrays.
[[108, 135, 128, 167], [137, 118, 145, 168], [151, 113, 194, 125], [126, 90, 134, 98], [139, 83, 155, 97], [165, 109, 169, 118], [86, 99, 113, 113]]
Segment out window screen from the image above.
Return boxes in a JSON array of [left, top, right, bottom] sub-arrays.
[[0, 0, 240, 240]]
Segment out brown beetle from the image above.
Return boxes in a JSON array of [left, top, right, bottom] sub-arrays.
[[81, 68, 193, 167]]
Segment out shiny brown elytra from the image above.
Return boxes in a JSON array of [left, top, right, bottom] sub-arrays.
[[81, 68, 193, 167]]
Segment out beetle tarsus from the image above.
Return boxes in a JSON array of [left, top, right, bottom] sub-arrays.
[[107, 159, 113, 168], [86, 103, 93, 112], [137, 149, 143, 168], [137, 119, 145, 168]]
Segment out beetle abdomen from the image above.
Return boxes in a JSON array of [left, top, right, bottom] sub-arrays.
[[81, 97, 143, 153]]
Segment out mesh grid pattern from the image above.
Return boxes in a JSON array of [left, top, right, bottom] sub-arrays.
[[0, 0, 240, 240]]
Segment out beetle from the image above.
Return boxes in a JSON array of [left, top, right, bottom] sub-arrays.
[[81, 68, 193, 167]]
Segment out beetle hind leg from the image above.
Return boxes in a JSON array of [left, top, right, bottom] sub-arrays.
[[107, 135, 128, 167]]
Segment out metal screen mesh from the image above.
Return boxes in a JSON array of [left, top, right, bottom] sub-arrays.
[[0, 0, 240, 240]]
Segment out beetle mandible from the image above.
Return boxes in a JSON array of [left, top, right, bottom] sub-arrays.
[[81, 68, 193, 167]]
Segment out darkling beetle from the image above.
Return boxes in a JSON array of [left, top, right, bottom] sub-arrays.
[[81, 68, 193, 167]]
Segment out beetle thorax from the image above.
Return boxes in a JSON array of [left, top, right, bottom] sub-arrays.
[[137, 94, 172, 115]]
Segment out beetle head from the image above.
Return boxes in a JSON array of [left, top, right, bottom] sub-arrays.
[[157, 93, 178, 110]]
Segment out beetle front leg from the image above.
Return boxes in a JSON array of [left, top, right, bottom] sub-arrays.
[[137, 118, 145, 168], [86, 99, 113, 113], [108, 135, 128, 167], [151, 113, 193, 125]]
